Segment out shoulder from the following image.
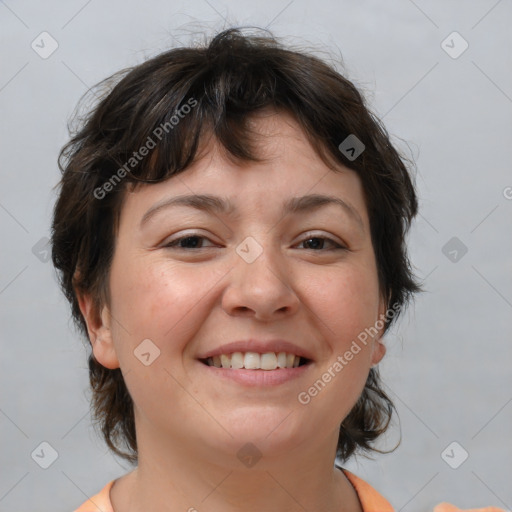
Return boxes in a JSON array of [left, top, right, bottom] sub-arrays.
[[341, 469, 508, 512], [433, 504, 509, 512], [342, 468, 395, 511], [73, 480, 115, 512]]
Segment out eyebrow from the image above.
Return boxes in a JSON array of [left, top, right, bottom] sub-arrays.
[[140, 193, 364, 231]]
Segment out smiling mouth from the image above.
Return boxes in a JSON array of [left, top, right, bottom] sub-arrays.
[[200, 352, 311, 370]]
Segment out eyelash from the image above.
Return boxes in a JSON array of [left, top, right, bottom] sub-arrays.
[[163, 233, 346, 251]]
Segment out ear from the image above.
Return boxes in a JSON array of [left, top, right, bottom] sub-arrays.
[[77, 291, 120, 370], [370, 295, 387, 367]]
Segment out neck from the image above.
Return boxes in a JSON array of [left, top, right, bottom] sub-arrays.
[[110, 425, 362, 512]]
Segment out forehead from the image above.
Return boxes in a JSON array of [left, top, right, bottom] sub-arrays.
[[121, 112, 369, 228]]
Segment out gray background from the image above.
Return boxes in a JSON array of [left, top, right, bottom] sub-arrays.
[[1, 1, 511, 510]]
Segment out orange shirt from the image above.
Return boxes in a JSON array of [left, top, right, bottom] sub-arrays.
[[73, 469, 506, 512]]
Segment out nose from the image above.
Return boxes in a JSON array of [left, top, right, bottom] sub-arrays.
[[221, 240, 300, 321]]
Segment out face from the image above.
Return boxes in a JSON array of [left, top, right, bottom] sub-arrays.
[[80, 111, 386, 466]]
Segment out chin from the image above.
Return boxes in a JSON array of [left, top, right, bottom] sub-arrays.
[[214, 409, 309, 458]]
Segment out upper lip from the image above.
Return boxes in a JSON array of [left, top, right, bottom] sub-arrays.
[[197, 339, 314, 361]]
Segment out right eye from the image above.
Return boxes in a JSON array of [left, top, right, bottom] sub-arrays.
[[163, 234, 217, 250]]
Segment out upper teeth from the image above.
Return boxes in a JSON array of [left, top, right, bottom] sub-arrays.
[[206, 352, 301, 370]]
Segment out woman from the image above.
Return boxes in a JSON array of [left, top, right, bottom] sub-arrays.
[[51, 27, 504, 512]]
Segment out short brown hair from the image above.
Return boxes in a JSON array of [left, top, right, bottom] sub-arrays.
[[51, 27, 421, 465]]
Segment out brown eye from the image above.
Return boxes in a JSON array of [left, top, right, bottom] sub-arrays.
[[164, 235, 216, 249], [297, 236, 345, 251]]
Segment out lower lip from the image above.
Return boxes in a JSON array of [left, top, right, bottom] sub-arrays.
[[197, 361, 312, 386]]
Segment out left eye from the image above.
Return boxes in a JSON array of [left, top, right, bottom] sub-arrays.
[[296, 236, 345, 251]]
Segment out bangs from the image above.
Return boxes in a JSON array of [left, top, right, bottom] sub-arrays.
[[88, 36, 353, 192]]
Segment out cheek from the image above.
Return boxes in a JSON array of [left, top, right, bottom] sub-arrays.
[[302, 260, 381, 342], [108, 256, 222, 349], [298, 265, 379, 426]]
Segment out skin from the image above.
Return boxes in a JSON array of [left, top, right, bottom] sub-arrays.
[[78, 111, 387, 512]]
